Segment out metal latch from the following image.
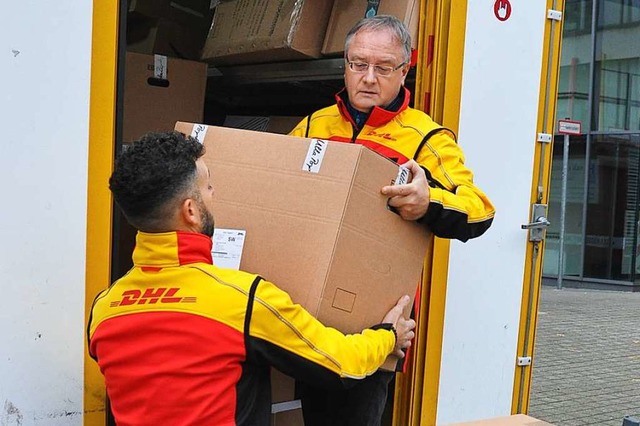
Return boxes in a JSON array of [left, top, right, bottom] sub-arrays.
[[547, 9, 562, 21], [517, 356, 532, 366], [521, 204, 550, 242], [537, 133, 552, 143]]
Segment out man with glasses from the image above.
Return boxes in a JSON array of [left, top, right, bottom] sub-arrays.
[[289, 15, 495, 426]]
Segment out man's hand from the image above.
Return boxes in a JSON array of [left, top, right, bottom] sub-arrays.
[[381, 295, 416, 358], [381, 160, 430, 221]]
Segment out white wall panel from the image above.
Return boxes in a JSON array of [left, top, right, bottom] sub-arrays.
[[0, 1, 93, 424], [437, 1, 548, 422]]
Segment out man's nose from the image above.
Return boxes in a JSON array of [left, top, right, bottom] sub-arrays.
[[362, 65, 377, 83]]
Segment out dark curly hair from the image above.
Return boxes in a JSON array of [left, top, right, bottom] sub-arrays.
[[109, 131, 205, 231]]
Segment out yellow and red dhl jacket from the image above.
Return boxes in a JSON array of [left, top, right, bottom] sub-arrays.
[[289, 88, 495, 242], [88, 231, 395, 426]]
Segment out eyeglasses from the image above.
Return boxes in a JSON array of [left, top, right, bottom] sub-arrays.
[[346, 59, 406, 77]]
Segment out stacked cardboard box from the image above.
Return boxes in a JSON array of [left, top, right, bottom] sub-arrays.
[[202, 0, 335, 65], [322, 0, 419, 56]]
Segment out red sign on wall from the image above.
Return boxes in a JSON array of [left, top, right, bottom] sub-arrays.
[[494, 0, 512, 21]]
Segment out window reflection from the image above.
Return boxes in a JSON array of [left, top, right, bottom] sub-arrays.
[[584, 134, 640, 281], [546, 0, 640, 287], [593, 0, 640, 131]]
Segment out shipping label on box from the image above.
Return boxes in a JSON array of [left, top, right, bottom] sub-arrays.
[[176, 122, 431, 338]]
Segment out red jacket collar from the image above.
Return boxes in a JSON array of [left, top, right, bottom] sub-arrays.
[[335, 87, 411, 128], [133, 231, 213, 268]]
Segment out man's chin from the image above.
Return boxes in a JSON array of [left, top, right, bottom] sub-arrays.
[[353, 96, 381, 111], [352, 101, 376, 113]]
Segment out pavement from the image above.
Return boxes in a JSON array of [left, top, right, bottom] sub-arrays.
[[528, 286, 640, 425]]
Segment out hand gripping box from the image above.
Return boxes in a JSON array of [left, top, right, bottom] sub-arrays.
[[175, 122, 431, 335]]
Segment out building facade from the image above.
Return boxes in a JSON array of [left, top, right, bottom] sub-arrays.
[[543, 0, 640, 289]]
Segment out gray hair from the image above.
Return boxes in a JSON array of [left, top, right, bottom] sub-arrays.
[[344, 15, 412, 64]]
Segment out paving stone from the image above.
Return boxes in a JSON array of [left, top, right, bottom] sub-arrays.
[[528, 287, 640, 425]]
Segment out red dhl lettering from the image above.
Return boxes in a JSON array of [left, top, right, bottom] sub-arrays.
[[110, 288, 196, 307], [365, 130, 396, 141]]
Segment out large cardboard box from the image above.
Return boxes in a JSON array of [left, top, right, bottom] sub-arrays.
[[442, 415, 553, 426], [177, 122, 431, 426], [175, 122, 430, 335], [322, 0, 419, 56], [123, 52, 207, 142], [202, 0, 334, 65]]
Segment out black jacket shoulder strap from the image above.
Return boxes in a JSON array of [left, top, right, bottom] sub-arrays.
[[305, 112, 313, 138], [244, 275, 264, 358], [412, 127, 457, 161]]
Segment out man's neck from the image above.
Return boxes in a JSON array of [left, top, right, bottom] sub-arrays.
[[345, 89, 405, 130]]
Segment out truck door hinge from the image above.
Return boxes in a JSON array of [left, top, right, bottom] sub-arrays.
[[517, 356, 532, 366], [537, 133, 552, 143], [547, 9, 563, 21]]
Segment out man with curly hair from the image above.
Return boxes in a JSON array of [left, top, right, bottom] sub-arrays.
[[87, 131, 416, 426]]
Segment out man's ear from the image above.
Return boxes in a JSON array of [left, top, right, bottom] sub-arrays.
[[180, 197, 199, 227], [401, 63, 410, 80]]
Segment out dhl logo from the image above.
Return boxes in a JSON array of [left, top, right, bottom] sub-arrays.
[[365, 130, 396, 141], [110, 288, 197, 307]]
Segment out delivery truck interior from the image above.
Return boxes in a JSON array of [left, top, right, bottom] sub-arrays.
[[109, 1, 420, 425]]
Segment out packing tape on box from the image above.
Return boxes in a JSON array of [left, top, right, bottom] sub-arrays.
[[303, 139, 328, 173], [191, 124, 208, 143]]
